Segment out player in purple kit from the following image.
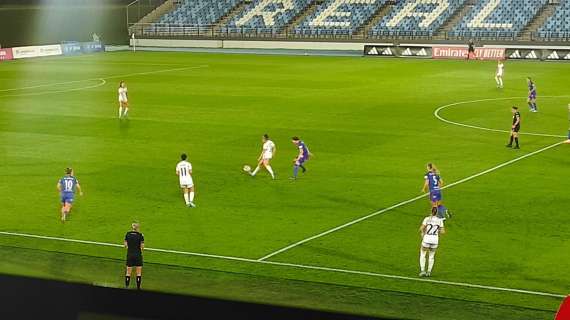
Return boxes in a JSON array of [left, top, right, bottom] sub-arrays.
[[290, 137, 312, 180], [421, 163, 451, 219], [57, 167, 83, 222], [527, 77, 538, 112]]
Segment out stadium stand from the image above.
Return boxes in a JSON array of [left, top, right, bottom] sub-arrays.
[[538, 0, 570, 40], [223, 0, 314, 33], [138, 0, 570, 41], [294, 0, 387, 37], [146, 0, 242, 34], [369, 0, 466, 38], [449, 0, 549, 39]]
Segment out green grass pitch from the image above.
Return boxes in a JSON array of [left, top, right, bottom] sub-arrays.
[[1, 51, 569, 319]]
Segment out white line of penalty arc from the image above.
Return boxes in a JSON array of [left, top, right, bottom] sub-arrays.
[[434, 95, 570, 138], [256, 140, 566, 261], [0, 231, 565, 298], [0, 65, 209, 92]]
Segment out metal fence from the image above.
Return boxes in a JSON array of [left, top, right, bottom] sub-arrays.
[[129, 23, 569, 42]]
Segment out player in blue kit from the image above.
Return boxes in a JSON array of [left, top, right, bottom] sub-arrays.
[[290, 137, 312, 180], [422, 163, 451, 219], [57, 168, 83, 222], [527, 77, 538, 112]]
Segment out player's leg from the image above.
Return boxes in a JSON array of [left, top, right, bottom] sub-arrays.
[[527, 98, 534, 111], [532, 98, 538, 112], [507, 131, 514, 147], [251, 160, 262, 176], [119, 101, 124, 118], [495, 75, 500, 87], [513, 132, 520, 149], [292, 161, 301, 179], [188, 185, 196, 207], [135, 266, 142, 290], [182, 187, 190, 205], [125, 266, 132, 288], [498, 75, 503, 88], [427, 248, 437, 276], [419, 247, 427, 276], [123, 101, 129, 117], [300, 164, 307, 173], [263, 159, 275, 179]]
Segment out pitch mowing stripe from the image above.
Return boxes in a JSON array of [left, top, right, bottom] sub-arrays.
[[257, 96, 569, 261], [0, 65, 208, 93], [0, 231, 565, 298]]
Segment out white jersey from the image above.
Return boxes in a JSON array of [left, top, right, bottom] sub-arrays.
[[422, 216, 444, 245], [118, 87, 128, 102], [262, 140, 275, 159], [496, 63, 504, 76], [176, 160, 193, 187]]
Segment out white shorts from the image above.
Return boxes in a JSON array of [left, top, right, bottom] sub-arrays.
[[496, 72, 503, 77], [119, 98, 128, 103], [421, 241, 438, 250], [180, 177, 194, 188], [262, 153, 273, 160]]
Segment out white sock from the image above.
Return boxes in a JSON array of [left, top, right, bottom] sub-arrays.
[[499, 78, 503, 87], [419, 250, 427, 272], [123, 108, 129, 116], [428, 251, 436, 273], [189, 191, 195, 202], [119, 107, 123, 117], [251, 166, 260, 176], [266, 165, 275, 179], [183, 192, 189, 205]]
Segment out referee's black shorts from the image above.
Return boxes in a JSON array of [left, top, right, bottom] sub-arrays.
[[126, 254, 143, 267], [512, 125, 520, 133]]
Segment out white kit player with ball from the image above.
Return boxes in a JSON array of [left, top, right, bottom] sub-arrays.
[[176, 153, 195, 208], [419, 207, 446, 277], [249, 134, 276, 180]]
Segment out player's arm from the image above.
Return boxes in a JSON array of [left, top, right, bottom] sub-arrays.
[[297, 147, 304, 160], [56, 181, 61, 192], [140, 241, 145, 251], [124, 240, 128, 248], [513, 115, 520, 127], [419, 224, 426, 237], [76, 182, 83, 196], [421, 178, 428, 193], [440, 226, 446, 235], [438, 178, 444, 188]]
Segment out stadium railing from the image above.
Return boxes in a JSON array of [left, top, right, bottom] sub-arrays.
[[130, 23, 560, 42]]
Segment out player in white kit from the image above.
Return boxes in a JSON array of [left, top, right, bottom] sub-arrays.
[[495, 60, 504, 89], [176, 153, 195, 208], [118, 81, 129, 118], [419, 207, 446, 277], [250, 134, 276, 179]]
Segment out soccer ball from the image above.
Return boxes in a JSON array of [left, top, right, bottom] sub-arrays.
[[243, 165, 251, 172]]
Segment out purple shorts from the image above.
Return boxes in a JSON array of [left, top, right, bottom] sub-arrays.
[[430, 190, 442, 203]]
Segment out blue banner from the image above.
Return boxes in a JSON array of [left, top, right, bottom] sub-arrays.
[[61, 42, 82, 55], [81, 41, 105, 53]]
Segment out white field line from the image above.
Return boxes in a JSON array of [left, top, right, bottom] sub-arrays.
[[434, 96, 569, 138], [0, 231, 564, 299], [0, 65, 208, 93], [0, 79, 107, 99], [257, 96, 569, 261]]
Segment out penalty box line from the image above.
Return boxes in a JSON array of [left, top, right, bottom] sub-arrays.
[[257, 140, 565, 261], [0, 230, 564, 299]]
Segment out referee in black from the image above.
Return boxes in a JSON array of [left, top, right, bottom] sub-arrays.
[[467, 39, 475, 60], [124, 222, 144, 289]]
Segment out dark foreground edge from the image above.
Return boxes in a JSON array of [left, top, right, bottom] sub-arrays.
[[0, 273, 404, 320]]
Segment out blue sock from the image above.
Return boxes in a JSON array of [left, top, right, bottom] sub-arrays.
[[293, 165, 299, 178], [533, 103, 537, 110]]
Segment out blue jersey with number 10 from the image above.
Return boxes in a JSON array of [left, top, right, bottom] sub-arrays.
[[425, 172, 441, 192], [59, 176, 79, 194]]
